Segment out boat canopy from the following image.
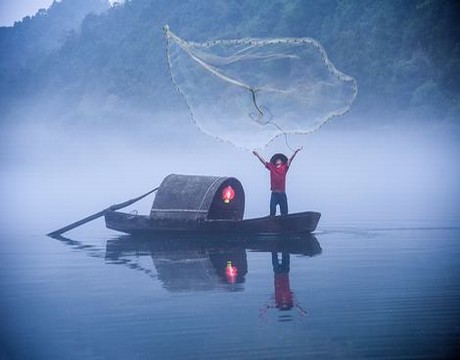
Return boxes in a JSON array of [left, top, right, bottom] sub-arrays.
[[150, 174, 245, 222]]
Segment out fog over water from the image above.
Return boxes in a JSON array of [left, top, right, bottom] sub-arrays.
[[1, 109, 459, 359], [1, 2, 459, 358], [1, 110, 459, 237]]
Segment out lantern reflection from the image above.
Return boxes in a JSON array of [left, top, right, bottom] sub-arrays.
[[225, 260, 238, 283]]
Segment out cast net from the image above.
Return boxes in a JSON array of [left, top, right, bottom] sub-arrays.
[[164, 26, 358, 149]]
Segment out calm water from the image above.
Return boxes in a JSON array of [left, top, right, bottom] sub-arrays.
[[1, 219, 459, 359]]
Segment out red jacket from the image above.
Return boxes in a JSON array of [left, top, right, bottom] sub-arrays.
[[265, 162, 289, 192]]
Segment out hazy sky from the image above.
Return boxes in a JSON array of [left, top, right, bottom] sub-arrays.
[[0, 0, 54, 26]]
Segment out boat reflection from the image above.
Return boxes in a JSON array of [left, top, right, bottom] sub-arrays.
[[105, 235, 249, 291], [54, 232, 321, 294], [105, 233, 321, 293]]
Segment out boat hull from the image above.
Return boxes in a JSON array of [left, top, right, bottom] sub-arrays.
[[104, 210, 320, 236]]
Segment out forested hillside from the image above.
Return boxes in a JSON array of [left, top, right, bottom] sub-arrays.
[[1, 0, 459, 126]]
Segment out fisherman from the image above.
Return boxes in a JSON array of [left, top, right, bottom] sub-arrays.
[[252, 147, 302, 216]]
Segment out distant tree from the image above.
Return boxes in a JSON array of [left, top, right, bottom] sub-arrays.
[[1, 0, 459, 124]]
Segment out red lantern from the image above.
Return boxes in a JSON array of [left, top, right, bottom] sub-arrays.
[[222, 185, 235, 204]]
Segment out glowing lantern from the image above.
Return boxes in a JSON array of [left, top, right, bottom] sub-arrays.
[[222, 185, 235, 204], [225, 261, 238, 283]]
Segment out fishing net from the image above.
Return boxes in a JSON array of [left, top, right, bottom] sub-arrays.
[[164, 26, 358, 149]]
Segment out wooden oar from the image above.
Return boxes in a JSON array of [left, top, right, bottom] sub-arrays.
[[47, 187, 159, 238]]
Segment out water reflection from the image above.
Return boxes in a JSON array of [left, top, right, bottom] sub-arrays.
[[54, 233, 321, 295], [259, 252, 309, 322]]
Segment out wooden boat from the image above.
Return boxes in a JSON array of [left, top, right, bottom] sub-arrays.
[[104, 174, 320, 236]]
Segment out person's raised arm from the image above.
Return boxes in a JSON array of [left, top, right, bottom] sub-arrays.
[[287, 147, 303, 167], [253, 150, 268, 166]]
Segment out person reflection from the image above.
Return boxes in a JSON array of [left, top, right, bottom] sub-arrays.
[[260, 252, 306, 320], [272, 252, 293, 310]]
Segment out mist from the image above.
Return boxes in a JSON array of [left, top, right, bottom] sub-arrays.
[[1, 4, 460, 358], [1, 0, 459, 234], [1, 106, 459, 238]]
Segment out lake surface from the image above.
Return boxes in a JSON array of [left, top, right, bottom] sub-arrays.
[[1, 125, 459, 359], [1, 219, 459, 359]]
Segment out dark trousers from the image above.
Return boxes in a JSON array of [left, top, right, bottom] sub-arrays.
[[272, 252, 290, 273], [270, 191, 288, 216]]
